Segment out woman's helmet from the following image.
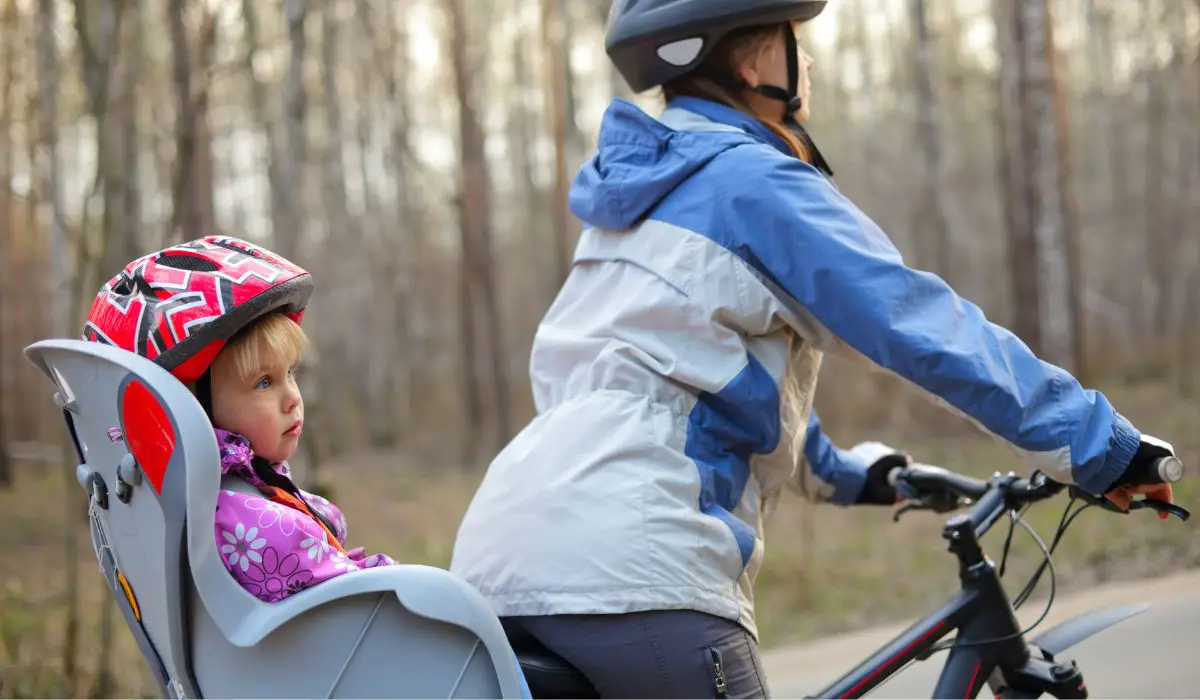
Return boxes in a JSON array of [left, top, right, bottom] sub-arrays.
[[606, 0, 827, 100], [605, 0, 833, 175], [82, 235, 312, 385]]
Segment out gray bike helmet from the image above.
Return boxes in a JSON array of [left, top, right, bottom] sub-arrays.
[[605, 0, 835, 177], [605, 0, 827, 94]]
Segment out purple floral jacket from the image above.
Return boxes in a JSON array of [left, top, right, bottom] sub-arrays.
[[213, 429, 398, 602]]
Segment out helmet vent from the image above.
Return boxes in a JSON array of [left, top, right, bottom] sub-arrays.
[[156, 254, 219, 273], [657, 37, 704, 66], [110, 276, 134, 295]]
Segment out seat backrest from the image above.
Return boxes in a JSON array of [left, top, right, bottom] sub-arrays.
[[25, 339, 530, 699]]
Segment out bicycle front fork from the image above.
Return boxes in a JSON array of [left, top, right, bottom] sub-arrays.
[[989, 652, 1089, 699]]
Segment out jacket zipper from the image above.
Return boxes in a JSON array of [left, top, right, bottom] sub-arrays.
[[708, 646, 728, 698]]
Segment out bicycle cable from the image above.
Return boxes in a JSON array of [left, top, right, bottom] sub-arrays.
[[996, 503, 1029, 578], [1013, 495, 1094, 609], [917, 507, 1058, 658]]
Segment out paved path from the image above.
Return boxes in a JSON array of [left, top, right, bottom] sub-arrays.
[[763, 569, 1200, 698]]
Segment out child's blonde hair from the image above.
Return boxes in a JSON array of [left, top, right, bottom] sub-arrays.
[[220, 312, 312, 379]]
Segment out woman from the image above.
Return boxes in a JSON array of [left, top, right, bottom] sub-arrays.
[[450, 1, 1177, 697]]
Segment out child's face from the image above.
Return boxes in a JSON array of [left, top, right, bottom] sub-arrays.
[[210, 347, 304, 462]]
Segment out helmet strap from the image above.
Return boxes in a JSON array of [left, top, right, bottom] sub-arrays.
[[748, 27, 802, 118], [695, 24, 836, 179]]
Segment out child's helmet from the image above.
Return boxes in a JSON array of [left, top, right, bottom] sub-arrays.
[[82, 236, 312, 384]]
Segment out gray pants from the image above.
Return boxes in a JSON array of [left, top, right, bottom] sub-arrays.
[[503, 610, 770, 699]]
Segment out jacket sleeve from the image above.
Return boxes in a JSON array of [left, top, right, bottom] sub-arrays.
[[722, 155, 1140, 495], [799, 409, 868, 505], [215, 489, 394, 603]]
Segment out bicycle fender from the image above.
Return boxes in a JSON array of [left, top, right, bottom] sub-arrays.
[[1030, 602, 1150, 657]]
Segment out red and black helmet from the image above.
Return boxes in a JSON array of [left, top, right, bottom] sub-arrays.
[[83, 236, 312, 384]]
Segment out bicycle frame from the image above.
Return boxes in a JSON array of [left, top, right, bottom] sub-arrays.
[[811, 482, 1089, 699], [812, 555, 1027, 698]]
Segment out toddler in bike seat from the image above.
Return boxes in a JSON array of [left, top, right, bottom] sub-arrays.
[[83, 236, 399, 602]]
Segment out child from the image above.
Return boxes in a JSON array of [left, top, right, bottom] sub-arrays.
[[83, 235, 398, 603], [207, 312, 398, 601]]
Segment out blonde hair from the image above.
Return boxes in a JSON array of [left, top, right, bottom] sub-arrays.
[[664, 23, 818, 469], [661, 23, 811, 162], [781, 334, 819, 494], [220, 312, 311, 380]]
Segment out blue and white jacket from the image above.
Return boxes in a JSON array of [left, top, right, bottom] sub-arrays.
[[449, 97, 1142, 639]]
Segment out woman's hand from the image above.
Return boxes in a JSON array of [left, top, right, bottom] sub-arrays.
[[1105, 483, 1175, 519], [1105, 435, 1179, 520], [849, 442, 913, 505]]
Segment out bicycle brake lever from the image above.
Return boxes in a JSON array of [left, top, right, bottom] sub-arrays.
[[1068, 485, 1127, 514], [927, 490, 967, 513], [893, 492, 965, 522], [1129, 498, 1191, 522], [1068, 485, 1191, 521], [893, 501, 926, 522]]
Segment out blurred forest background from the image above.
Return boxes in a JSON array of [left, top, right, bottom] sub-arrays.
[[1, 0, 1199, 696]]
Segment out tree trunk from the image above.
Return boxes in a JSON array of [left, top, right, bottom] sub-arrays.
[[995, 0, 1041, 350], [1023, 0, 1079, 373], [0, 0, 16, 488], [314, 2, 350, 479], [1142, 3, 1169, 372], [1163, 2, 1194, 383], [994, 0, 1081, 374], [120, 0, 144, 259], [275, 0, 309, 262], [242, 0, 288, 251], [167, 0, 217, 244], [72, 0, 122, 305], [166, 0, 192, 242], [446, 0, 512, 463], [1182, 254, 1200, 395], [1082, 0, 1130, 366], [560, 0, 587, 170], [360, 0, 419, 449], [509, 4, 552, 318], [852, 0, 882, 202], [36, 0, 79, 692], [542, 0, 573, 286], [909, 0, 953, 283]]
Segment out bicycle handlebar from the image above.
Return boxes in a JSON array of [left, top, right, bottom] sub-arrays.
[[892, 456, 1182, 500], [889, 457, 1189, 531], [889, 464, 991, 500]]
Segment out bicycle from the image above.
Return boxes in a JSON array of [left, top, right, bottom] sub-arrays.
[[513, 458, 1188, 699], [808, 457, 1189, 698]]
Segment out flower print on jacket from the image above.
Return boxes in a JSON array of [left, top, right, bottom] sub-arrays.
[[212, 429, 399, 603]]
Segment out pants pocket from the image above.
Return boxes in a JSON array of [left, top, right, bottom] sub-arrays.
[[706, 646, 729, 698]]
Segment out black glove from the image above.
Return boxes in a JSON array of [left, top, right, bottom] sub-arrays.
[[1109, 435, 1175, 491], [855, 453, 910, 505]]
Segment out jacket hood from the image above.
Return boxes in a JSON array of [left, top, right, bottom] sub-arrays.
[[568, 98, 769, 231]]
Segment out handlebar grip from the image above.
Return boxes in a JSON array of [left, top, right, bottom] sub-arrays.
[[1120, 456, 1184, 486], [889, 464, 990, 500]]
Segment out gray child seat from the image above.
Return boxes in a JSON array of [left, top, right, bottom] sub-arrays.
[[25, 338, 531, 699]]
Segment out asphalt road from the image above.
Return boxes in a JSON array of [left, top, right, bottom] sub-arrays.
[[762, 569, 1200, 698]]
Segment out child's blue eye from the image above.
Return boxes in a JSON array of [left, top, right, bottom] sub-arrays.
[[255, 376, 271, 390]]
